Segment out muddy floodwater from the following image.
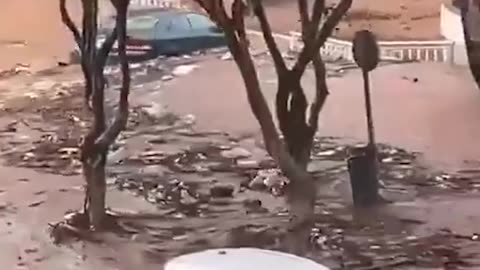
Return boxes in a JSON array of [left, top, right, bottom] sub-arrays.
[[163, 59, 480, 172]]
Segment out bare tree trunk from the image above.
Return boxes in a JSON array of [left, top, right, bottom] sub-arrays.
[[459, 0, 480, 87], [60, 0, 130, 230], [85, 153, 107, 228]]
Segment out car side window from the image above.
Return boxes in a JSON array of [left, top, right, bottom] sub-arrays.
[[128, 16, 157, 29], [126, 16, 157, 39], [186, 14, 216, 31], [167, 16, 192, 33]]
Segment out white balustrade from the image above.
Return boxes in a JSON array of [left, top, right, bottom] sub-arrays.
[[288, 31, 455, 64], [129, 0, 182, 9]]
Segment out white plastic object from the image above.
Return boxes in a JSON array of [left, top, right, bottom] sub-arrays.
[[164, 248, 331, 270]]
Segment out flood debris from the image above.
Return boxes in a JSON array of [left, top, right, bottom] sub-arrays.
[[220, 52, 233, 60], [220, 147, 252, 159], [171, 64, 198, 77], [236, 159, 260, 169], [247, 169, 288, 196], [209, 184, 235, 198], [0, 63, 31, 79], [28, 200, 45, 208], [49, 212, 99, 245], [243, 199, 267, 214]]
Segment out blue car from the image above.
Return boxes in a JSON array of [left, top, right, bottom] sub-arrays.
[[72, 8, 226, 62]]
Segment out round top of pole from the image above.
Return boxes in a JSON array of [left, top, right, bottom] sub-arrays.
[[352, 30, 379, 72], [164, 248, 331, 270]]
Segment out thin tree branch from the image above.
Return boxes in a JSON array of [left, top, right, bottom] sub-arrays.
[[275, 82, 290, 138], [251, 0, 287, 73], [212, 0, 229, 26], [81, 0, 94, 60], [310, 0, 326, 36], [298, 0, 310, 27], [293, 0, 352, 76], [291, 0, 314, 128], [298, 0, 325, 41], [274, 0, 321, 141], [85, 0, 103, 133], [232, 0, 248, 45], [199, 0, 243, 58], [197, 0, 211, 11], [275, 0, 310, 139], [97, 27, 118, 69], [93, 0, 130, 156], [87, 27, 118, 106], [59, 0, 82, 49], [59, 0, 94, 106], [297, 0, 328, 132], [308, 54, 328, 131]]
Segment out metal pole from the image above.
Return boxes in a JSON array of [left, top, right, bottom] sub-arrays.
[[362, 69, 377, 154], [349, 30, 380, 207]]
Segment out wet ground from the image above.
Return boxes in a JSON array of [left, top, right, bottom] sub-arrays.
[[0, 79, 471, 269], [162, 35, 480, 172], [0, 0, 477, 269], [0, 34, 480, 269], [222, 0, 445, 40]]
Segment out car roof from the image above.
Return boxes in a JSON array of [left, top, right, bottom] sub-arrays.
[[100, 8, 212, 37], [127, 7, 184, 17], [102, 8, 205, 27], [126, 8, 204, 20]]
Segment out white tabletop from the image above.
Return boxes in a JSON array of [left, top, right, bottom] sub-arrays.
[[164, 248, 330, 270]]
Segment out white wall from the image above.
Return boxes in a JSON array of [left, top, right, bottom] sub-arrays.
[[440, 3, 469, 65], [441, 3, 464, 42]]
